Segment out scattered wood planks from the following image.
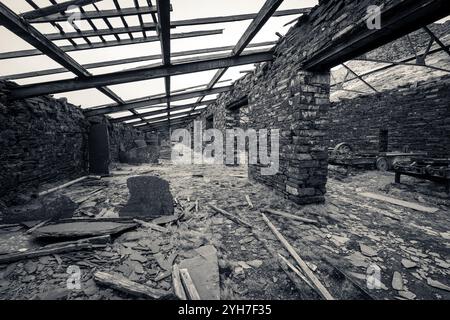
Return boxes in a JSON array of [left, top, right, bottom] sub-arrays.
[[262, 208, 319, 224], [209, 204, 326, 299], [134, 219, 170, 233], [26, 219, 51, 234], [179, 268, 201, 300], [358, 192, 439, 213], [261, 213, 334, 300], [0, 235, 110, 264], [94, 271, 172, 299], [245, 195, 254, 209], [37, 176, 101, 197], [172, 264, 187, 300]]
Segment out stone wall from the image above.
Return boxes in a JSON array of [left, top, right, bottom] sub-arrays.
[[108, 121, 146, 162], [0, 81, 89, 204], [181, 0, 444, 204], [0, 80, 151, 204], [328, 75, 450, 157]]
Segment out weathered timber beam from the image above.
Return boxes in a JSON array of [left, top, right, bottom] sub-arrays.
[[131, 109, 201, 126], [0, 42, 275, 80], [45, 23, 157, 40], [0, 29, 224, 60], [0, 2, 125, 105], [110, 99, 215, 123], [422, 26, 450, 57], [156, 0, 172, 130], [84, 86, 233, 117], [140, 116, 198, 131], [303, 0, 450, 71], [10, 51, 273, 100], [171, 8, 311, 27], [0, 2, 89, 77], [189, 0, 282, 116], [21, 0, 102, 20], [332, 45, 449, 87], [233, 0, 283, 56], [28, 5, 163, 23]]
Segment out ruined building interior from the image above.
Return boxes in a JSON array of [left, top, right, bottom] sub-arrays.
[[0, 0, 449, 302]]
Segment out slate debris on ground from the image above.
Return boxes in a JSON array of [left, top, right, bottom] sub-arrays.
[[0, 164, 449, 300]]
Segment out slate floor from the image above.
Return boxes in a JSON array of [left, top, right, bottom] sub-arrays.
[[0, 163, 449, 300]]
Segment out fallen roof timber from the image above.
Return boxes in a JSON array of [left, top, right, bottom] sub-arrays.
[[10, 51, 273, 101], [0, 29, 225, 60], [0, 42, 276, 80]]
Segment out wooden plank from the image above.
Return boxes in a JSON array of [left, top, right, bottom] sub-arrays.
[[131, 110, 200, 126], [0, 29, 224, 60], [94, 271, 171, 299], [0, 42, 275, 81], [31, 221, 137, 239], [358, 192, 439, 213], [10, 51, 272, 100], [28, 6, 160, 23], [133, 219, 170, 233], [21, 0, 102, 20], [110, 99, 215, 123], [85, 86, 232, 117], [245, 195, 254, 209], [278, 253, 314, 289], [172, 264, 187, 300], [233, 0, 283, 55], [179, 268, 201, 300], [261, 213, 335, 300], [0, 238, 107, 265], [208, 205, 317, 298], [157, 0, 171, 66], [171, 8, 311, 27], [45, 23, 157, 40], [25, 219, 51, 234], [37, 176, 89, 197], [262, 208, 319, 224]]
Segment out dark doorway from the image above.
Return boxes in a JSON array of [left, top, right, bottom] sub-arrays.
[[206, 115, 214, 130], [379, 129, 389, 152], [88, 121, 111, 175]]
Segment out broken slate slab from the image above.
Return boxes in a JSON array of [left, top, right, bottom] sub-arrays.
[[401, 259, 417, 269], [31, 221, 137, 239], [178, 245, 220, 300], [392, 271, 404, 291], [359, 243, 378, 257], [427, 278, 450, 292], [398, 290, 416, 300], [120, 176, 174, 217]]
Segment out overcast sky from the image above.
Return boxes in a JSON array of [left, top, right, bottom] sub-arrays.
[[0, 0, 318, 119]]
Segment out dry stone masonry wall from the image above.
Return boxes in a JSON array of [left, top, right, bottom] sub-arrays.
[[328, 75, 450, 157], [0, 80, 147, 205]]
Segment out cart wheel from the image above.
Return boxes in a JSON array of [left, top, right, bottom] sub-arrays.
[[376, 157, 389, 171], [334, 143, 352, 154]]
